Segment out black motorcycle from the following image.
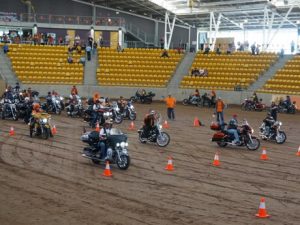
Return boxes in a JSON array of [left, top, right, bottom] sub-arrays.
[[81, 128, 130, 170], [138, 120, 170, 147], [0, 99, 19, 120], [120, 101, 136, 121], [211, 120, 260, 150], [66, 96, 84, 117], [182, 95, 202, 107], [278, 101, 296, 114], [259, 121, 286, 144], [41, 96, 62, 114], [130, 91, 155, 104]]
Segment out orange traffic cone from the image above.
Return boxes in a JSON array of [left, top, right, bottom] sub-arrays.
[[102, 161, 112, 177], [193, 117, 200, 127], [51, 125, 57, 135], [260, 147, 268, 160], [255, 197, 270, 218], [296, 146, 300, 156], [165, 156, 174, 171], [95, 122, 100, 132], [128, 121, 135, 131], [212, 152, 220, 166], [163, 120, 169, 129], [9, 127, 15, 136]]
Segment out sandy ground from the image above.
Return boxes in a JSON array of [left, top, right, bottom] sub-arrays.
[[0, 102, 300, 225]]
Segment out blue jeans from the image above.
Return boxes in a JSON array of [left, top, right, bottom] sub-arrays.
[[91, 111, 98, 127], [191, 96, 199, 103], [167, 108, 175, 120], [216, 112, 224, 125], [98, 141, 106, 159], [227, 129, 239, 142]]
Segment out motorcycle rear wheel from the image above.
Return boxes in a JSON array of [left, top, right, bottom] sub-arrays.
[[117, 155, 130, 170], [182, 99, 189, 106], [275, 131, 286, 144], [246, 137, 260, 150], [156, 132, 170, 147]]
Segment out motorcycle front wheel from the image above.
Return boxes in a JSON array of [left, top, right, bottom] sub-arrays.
[[41, 127, 50, 140], [275, 131, 286, 144], [114, 115, 123, 124], [182, 99, 189, 106], [116, 155, 130, 170], [129, 112, 136, 121], [217, 141, 227, 147], [156, 132, 170, 147], [246, 137, 260, 151], [130, 97, 136, 103]]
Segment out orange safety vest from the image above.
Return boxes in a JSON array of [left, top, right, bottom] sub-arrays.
[[165, 97, 176, 108], [216, 100, 224, 112]]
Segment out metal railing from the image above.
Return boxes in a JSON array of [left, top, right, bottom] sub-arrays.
[[125, 23, 155, 45], [19, 13, 125, 27]]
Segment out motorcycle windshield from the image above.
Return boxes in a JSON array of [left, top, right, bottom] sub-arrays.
[[110, 128, 123, 135]]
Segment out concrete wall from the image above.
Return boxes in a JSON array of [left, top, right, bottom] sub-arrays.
[[19, 84, 274, 105]]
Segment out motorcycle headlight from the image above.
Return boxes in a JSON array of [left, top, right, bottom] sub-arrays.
[[60, 97, 64, 101], [120, 142, 126, 148], [104, 112, 108, 116], [130, 105, 134, 109], [109, 112, 112, 116], [159, 125, 162, 129], [125, 142, 128, 147], [116, 143, 120, 147], [116, 108, 120, 112], [41, 118, 48, 123], [55, 100, 59, 104], [251, 128, 254, 134]]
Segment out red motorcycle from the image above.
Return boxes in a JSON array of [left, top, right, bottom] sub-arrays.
[[211, 120, 260, 151], [241, 99, 266, 111]]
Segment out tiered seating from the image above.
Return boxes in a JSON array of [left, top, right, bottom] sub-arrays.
[[97, 48, 182, 87], [259, 55, 300, 95], [7, 45, 84, 85], [180, 52, 278, 90]]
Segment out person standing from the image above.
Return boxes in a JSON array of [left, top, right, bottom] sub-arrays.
[[164, 94, 176, 120], [86, 44, 92, 61], [215, 97, 225, 125]]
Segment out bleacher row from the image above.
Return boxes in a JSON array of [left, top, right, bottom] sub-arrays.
[[6, 44, 84, 85], [258, 55, 300, 95], [2, 43, 300, 94]]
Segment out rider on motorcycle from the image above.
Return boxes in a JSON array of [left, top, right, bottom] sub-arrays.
[[284, 96, 291, 107], [91, 100, 101, 127], [117, 96, 127, 113], [46, 92, 53, 109], [30, 103, 43, 131], [97, 119, 113, 160], [3, 86, 14, 100], [69, 93, 78, 114], [141, 110, 159, 140], [263, 112, 275, 138], [227, 114, 240, 145], [252, 92, 259, 104], [270, 101, 278, 121]]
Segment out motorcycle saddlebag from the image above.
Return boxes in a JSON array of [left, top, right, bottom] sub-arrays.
[[210, 122, 221, 131], [212, 132, 225, 141]]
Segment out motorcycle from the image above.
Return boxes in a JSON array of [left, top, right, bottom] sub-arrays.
[[42, 96, 62, 114], [138, 115, 170, 147], [211, 120, 260, 150], [29, 113, 53, 139], [84, 106, 115, 127], [182, 95, 202, 107], [16, 101, 32, 123], [81, 128, 130, 170], [130, 91, 155, 104], [278, 101, 297, 114], [111, 102, 124, 124], [259, 121, 286, 144], [120, 101, 136, 121], [0, 99, 19, 120], [66, 96, 84, 117], [241, 99, 266, 111]]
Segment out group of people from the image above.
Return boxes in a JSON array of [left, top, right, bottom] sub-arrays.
[[191, 68, 208, 77]]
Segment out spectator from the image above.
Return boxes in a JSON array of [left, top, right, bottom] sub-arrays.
[[99, 37, 104, 47], [291, 40, 295, 54], [160, 37, 164, 49], [161, 49, 169, 58], [88, 36, 93, 47], [71, 85, 78, 95], [79, 56, 86, 66], [216, 44, 221, 55], [58, 37, 63, 45], [251, 43, 256, 55], [215, 97, 225, 125], [74, 34, 80, 46], [255, 45, 260, 55], [67, 55, 73, 64], [3, 44, 9, 54], [164, 94, 176, 120], [86, 44, 92, 61], [93, 41, 98, 55], [65, 34, 70, 45], [203, 44, 210, 54]]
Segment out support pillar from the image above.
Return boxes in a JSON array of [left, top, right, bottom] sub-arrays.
[[164, 11, 176, 50]]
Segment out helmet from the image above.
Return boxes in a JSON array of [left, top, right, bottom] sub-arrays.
[[33, 103, 40, 110], [149, 110, 156, 115]]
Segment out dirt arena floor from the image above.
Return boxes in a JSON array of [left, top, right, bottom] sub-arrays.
[[0, 102, 300, 225]]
